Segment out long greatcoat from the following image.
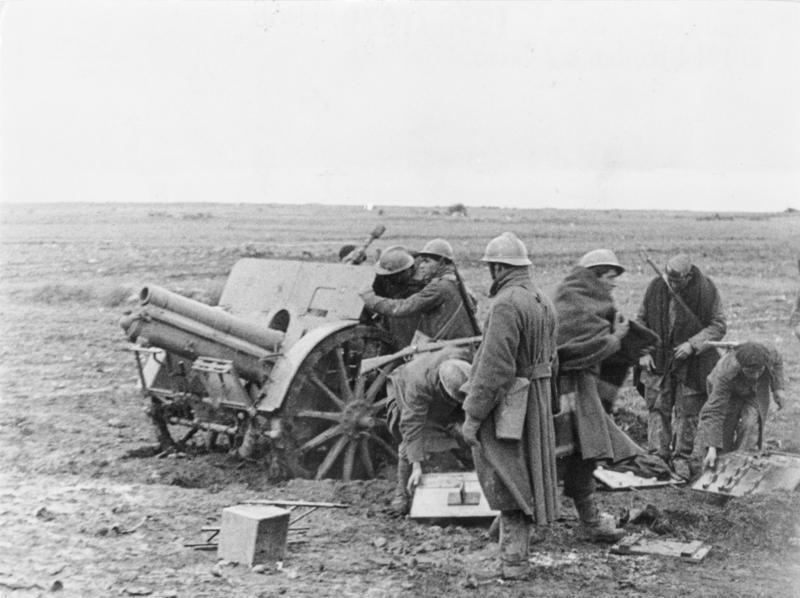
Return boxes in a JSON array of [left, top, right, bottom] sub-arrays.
[[553, 267, 652, 462], [462, 268, 559, 523]]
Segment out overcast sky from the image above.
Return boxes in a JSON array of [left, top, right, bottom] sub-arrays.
[[1, 1, 798, 211]]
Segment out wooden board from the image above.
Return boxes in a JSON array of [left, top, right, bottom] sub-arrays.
[[692, 451, 800, 497], [594, 466, 683, 490], [409, 472, 498, 520], [611, 534, 711, 563]]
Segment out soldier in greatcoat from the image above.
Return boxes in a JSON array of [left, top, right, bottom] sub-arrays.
[[461, 232, 559, 580], [553, 249, 657, 543]]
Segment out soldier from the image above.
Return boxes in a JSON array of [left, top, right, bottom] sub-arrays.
[[461, 232, 559, 580], [359, 239, 479, 343], [696, 342, 786, 471], [387, 354, 472, 514], [553, 249, 656, 543], [636, 254, 727, 479], [359, 245, 424, 346]]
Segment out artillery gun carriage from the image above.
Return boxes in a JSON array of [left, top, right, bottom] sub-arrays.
[[121, 257, 425, 481]]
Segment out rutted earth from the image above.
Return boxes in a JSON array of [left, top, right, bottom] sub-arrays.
[[1, 204, 799, 597]]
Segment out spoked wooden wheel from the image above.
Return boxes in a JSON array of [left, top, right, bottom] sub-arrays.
[[280, 325, 401, 481], [148, 394, 241, 452]]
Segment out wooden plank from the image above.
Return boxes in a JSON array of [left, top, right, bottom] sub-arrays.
[[594, 466, 682, 490], [611, 535, 711, 563]]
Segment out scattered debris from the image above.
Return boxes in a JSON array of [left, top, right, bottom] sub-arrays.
[[112, 515, 148, 535], [123, 586, 153, 596], [0, 576, 44, 591], [33, 506, 57, 521], [529, 551, 580, 567], [619, 504, 661, 527]]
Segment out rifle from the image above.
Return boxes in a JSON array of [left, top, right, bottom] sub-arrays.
[[342, 224, 386, 265], [360, 335, 482, 374], [453, 266, 482, 336], [639, 248, 704, 330]]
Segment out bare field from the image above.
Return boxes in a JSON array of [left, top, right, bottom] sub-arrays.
[[1, 202, 799, 598]]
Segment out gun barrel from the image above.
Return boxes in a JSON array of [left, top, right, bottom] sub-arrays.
[[120, 307, 273, 382], [140, 285, 284, 350]]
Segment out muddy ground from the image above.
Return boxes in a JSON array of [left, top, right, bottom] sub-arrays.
[[1, 203, 799, 597]]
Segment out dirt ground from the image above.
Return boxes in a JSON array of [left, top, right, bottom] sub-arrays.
[[1, 203, 799, 598]]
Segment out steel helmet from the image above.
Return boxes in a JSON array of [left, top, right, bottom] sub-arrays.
[[437, 359, 472, 401], [375, 245, 415, 276], [577, 249, 625, 274], [418, 238, 454, 261], [480, 232, 532, 266]]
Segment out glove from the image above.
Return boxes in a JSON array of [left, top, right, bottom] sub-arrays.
[[612, 313, 630, 340], [703, 446, 718, 471], [406, 462, 423, 494], [461, 415, 482, 448], [773, 390, 785, 411], [639, 354, 655, 372], [358, 286, 379, 308], [673, 341, 694, 360]]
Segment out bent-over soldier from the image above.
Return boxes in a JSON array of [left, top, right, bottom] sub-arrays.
[[696, 341, 786, 471], [386, 353, 472, 514]]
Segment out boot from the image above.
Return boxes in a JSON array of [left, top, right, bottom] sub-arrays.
[[574, 495, 625, 544], [500, 511, 530, 580], [390, 458, 412, 515], [671, 457, 692, 481]]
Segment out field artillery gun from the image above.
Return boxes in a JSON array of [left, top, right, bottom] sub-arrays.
[[121, 257, 479, 481]]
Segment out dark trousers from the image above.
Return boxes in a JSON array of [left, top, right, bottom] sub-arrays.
[[562, 452, 596, 502]]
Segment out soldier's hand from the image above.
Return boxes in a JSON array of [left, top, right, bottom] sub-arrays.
[[461, 416, 481, 448], [673, 341, 694, 360], [774, 390, 785, 411], [639, 354, 655, 372], [406, 462, 423, 494], [358, 286, 378, 307], [612, 313, 630, 339], [703, 447, 718, 471]]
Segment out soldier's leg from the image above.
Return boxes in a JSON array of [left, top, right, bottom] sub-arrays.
[[563, 453, 624, 543], [672, 387, 705, 478], [390, 445, 412, 515], [644, 375, 673, 461], [734, 402, 760, 451], [499, 510, 530, 579]]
